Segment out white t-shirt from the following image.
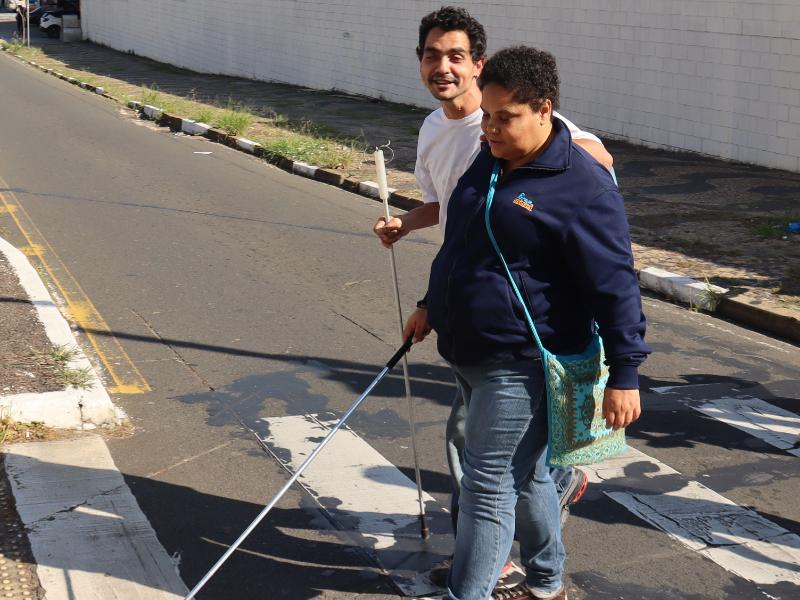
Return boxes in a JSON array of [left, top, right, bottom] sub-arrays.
[[414, 108, 602, 238]]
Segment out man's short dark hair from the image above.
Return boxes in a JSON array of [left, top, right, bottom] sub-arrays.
[[416, 6, 487, 62], [478, 46, 561, 111]]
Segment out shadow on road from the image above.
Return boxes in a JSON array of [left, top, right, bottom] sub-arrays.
[[3, 453, 407, 599]]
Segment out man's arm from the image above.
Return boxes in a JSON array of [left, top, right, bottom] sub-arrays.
[[574, 139, 613, 171], [373, 202, 439, 248], [554, 111, 614, 171]]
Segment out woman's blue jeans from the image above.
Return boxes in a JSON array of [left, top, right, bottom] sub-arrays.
[[447, 360, 564, 600]]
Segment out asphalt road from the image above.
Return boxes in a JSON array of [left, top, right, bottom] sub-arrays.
[[1, 51, 798, 600]]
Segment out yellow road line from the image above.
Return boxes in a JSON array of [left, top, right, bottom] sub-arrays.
[[0, 176, 150, 394]]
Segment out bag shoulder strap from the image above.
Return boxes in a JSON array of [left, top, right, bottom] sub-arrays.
[[483, 162, 548, 357]]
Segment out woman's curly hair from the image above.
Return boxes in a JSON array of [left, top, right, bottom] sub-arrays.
[[478, 46, 560, 111]]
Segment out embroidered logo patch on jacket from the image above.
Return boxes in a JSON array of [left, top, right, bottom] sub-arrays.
[[512, 192, 534, 212]]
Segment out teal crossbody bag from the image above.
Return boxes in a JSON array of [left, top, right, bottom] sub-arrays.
[[483, 162, 627, 467]]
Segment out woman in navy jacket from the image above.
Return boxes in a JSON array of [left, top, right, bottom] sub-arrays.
[[404, 47, 650, 600]]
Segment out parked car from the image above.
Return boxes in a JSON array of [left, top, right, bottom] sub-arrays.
[[38, 0, 78, 38], [38, 8, 59, 37]]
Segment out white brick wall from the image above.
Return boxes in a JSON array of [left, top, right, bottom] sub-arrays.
[[82, 0, 800, 172]]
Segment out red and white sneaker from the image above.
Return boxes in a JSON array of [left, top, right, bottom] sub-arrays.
[[496, 560, 525, 589], [559, 467, 589, 525]]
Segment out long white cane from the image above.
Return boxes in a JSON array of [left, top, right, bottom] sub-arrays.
[[184, 339, 414, 599], [374, 147, 429, 539]]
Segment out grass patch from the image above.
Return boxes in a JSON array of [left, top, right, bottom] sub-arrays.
[[694, 276, 725, 311], [7, 41, 45, 62], [61, 366, 94, 389], [751, 214, 800, 239], [38, 344, 78, 365], [32, 344, 95, 389], [191, 106, 217, 125], [214, 108, 255, 136], [140, 84, 163, 107], [259, 134, 363, 171], [256, 115, 366, 171]]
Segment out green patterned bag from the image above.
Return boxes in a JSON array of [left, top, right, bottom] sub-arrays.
[[483, 162, 627, 467]]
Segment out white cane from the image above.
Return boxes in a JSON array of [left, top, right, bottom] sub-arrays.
[[184, 339, 414, 599], [374, 146, 429, 539]]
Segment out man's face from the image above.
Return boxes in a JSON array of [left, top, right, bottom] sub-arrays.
[[419, 28, 484, 102]]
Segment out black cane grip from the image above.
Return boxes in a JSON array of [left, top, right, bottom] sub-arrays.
[[386, 336, 414, 369]]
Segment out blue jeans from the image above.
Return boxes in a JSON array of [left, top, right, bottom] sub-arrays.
[[447, 361, 564, 600], [447, 390, 574, 533]]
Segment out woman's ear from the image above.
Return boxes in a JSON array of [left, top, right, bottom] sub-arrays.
[[539, 99, 553, 124]]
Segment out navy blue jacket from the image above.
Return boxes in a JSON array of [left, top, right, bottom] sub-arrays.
[[425, 118, 650, 389]]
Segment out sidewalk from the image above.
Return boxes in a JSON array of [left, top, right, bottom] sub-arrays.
[[2, 23, 797, 341], [0, 232, 186, 598]]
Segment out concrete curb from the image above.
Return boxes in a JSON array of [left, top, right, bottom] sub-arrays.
[[124, 99, 425, 210], [0, 236, 125, 428], [637, 267, 800, 343], [3, 42, 797, 345], [0, 43, 119, 102], [638, 267, 728, 311]]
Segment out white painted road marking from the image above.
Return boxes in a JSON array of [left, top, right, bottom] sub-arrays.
[[263, 404, 800, 592], [694, 396, 800, 457], [5, 435, 188, 599], [652, 385, 800, 457], [261, 414, 451, 597], [586, 447, 800, 585]]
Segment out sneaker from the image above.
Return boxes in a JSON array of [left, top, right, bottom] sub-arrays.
[[496, 560, 525, 589], [559, 467, 589, 525], [529, 586, 567, 600], [491, 584, 568, 600]]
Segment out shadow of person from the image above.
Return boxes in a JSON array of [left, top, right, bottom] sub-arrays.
[[170, 352, 456, 447]]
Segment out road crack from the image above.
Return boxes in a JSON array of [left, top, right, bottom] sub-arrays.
[[129, 308, 215, 391], [331, 310, 390, 346]]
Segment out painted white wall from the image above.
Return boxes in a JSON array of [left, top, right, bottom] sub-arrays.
[[81, 1, 800, 172]]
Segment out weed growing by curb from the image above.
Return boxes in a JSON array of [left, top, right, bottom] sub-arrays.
[[61, 366, 94, 389], [40, 344, 78, 365], [215, 107, 255, 136], [695, 276, 725, 311], [140, 84, 163, 107], [32, 344, 95, 390], [191, 106, 216, 125]]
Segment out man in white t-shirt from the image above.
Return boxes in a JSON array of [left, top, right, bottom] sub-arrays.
[[373, 7, 612, 596], [375, 11, 611, 247]]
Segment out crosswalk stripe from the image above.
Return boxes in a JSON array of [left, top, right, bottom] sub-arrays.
[[586, 447, 800, 585], [261, 414, 451, 597], [693, 396, 800, 457], [262, 405, 798, 592], [652, 385, 800, 457]]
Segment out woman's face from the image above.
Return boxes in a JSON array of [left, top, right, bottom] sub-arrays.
[[480, 83, 553, 169]]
